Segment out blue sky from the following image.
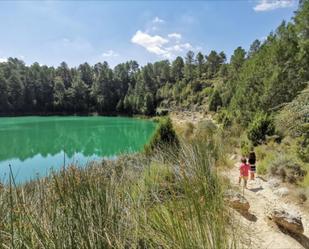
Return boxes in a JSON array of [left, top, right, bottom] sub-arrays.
[[0, 0, 298, 68]]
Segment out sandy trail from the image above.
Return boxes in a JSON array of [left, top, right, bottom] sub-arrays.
[[225, 160, 309, 249], [170, 112, 309, 248]]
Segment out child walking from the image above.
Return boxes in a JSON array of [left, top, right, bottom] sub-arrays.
[[239, 157, 250, 189], [248, 150, 256, 180]]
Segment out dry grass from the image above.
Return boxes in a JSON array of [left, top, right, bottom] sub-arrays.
[[0, 134, 238, 248]]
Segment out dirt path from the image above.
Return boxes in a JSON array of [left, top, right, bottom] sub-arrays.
[[170, 111, 209, 126], [225, 160, 309, 249], [170, 113, 309, 248]]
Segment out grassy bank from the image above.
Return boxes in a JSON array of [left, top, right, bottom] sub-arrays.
[[0, 119, 237, 249]]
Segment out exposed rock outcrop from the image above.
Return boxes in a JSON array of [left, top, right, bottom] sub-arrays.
[[268, 208, 304, 235]]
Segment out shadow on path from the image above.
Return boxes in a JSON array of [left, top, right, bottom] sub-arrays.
[[278, 225, 309, 249], [237, 209, 258, 222], [249, 186, 263, 193], [256, 176, 267, 182]]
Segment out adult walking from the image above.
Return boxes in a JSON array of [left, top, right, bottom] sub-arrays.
[[248, 148, 256, 180]]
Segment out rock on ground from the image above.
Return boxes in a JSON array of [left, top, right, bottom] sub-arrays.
[[267, 178, 280, 189], [224, 190, 250, 212], [268, 208, 304, 234], [274, 187, 289, 197]]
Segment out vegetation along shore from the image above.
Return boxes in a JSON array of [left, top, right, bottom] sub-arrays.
[[0, 0, 308, 248]]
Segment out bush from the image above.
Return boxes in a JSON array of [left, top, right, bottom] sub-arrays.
[[296, 124, 309, 162], [276, 86, 309, 137], [184, 122, 195, 139], [255, 145, 268, 161], [257, 161, 268, 175], [144, 117, 179, 154], [132, 163, 180, 203], [240, 136, 252, 157], [247, 112, 275, 145], [202, 87, 213, 97], [208, 90, 222, 112], [216, 109, 232, 127], [268, 154, 307, 184]]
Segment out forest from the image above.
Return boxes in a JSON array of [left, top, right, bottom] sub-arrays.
[[0, 0, 308, 131], [0, 1, 308, 248]]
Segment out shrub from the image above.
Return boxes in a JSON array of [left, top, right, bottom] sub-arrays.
[[247, 112, 275, 145], [195, 120, 217, 139], [216, 109, 232, 127], [240, 136, 252, 157], [184, 122, 195, 139], [257, 161, 268, 175], [144, 117, 179, 154], [276, 86, 309, 137], [208, 90, 222, 112], [302, 174, 309, 187], [255, 145, 268, 161], [132, 163, 180, 203], [268, 154, 307, 184], [296, 124, 309, 162], [202, 87, 213, 97]]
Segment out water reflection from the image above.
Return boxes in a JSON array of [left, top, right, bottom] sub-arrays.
[[0, 116, 156, 183]]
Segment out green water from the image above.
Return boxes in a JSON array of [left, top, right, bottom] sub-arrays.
[[0, 116, 156, 184]]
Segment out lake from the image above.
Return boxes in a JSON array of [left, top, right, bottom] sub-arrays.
[[0, 116, 157, 184]]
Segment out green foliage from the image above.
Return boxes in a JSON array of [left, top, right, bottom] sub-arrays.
[[297, 124, 309, 162], [144, 118, 179, 153], [202, 87, 213, 97], [247, 112, 275, 145], [240, 136, 252, 157], [0, 139, 235, 248], [257, 160, 268, 175], [208, 90, 222, 112], [269, 153, 307, 184], [216, 109, 232, 127], [143, 93, 155, 115], [0, 0, 308, 119], [225, 3, 309, 125], [276, 86, 309, 137]]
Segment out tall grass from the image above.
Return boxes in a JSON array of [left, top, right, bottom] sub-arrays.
[[0, 137, 236, 248]]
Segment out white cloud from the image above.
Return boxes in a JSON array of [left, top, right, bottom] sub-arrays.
[[131, 30, 195, 59], [254, 0, 294, 12], [102, 50, 119, 57], [168, 33, 182, 40], [167, 43, 193, 53], [0, 57, 7, 63], [131, 30, 171, 57], [152, 16, 165, 24]]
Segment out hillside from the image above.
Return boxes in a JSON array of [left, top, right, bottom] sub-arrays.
[[0, 0, 308, 248]]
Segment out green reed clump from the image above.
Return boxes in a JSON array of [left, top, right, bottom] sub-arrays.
[[0, 137, 236, 248]]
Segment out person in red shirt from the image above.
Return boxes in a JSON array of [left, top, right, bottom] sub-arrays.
[[239, 157, 250, 189]]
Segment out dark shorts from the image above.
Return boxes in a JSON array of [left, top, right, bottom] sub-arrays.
[[250, 165, 256, 172]]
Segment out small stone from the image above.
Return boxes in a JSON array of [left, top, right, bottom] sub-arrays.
[[267, 178, 280, 189], [274, 187, 289, 197]]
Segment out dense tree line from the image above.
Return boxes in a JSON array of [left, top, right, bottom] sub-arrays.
[[0, 50, 227, 115], [218, 0, 309, 125], [1, 0, 308, 125]]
